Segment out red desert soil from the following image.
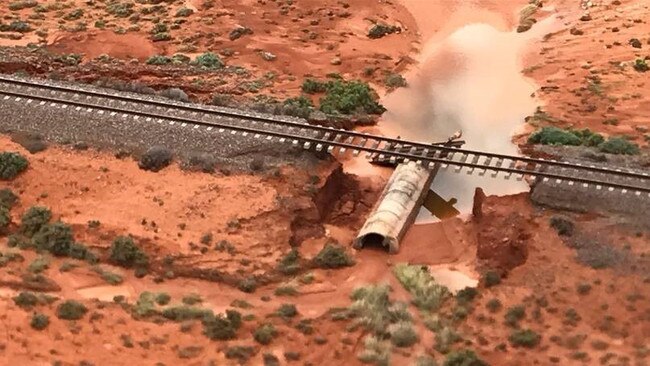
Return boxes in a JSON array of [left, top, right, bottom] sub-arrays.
[[0, 1, 649, 366], [0, 0, 421, 100]]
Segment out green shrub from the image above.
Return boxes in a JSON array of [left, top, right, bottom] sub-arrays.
[[254, 323, 277, 345], [482, 271, 501, 287], [415, 355, 437, 366], [226, 309, 242, 328], [274, 285, 298, 296], [505, 305, 525, 327], [202, 312, 240, 340], [32, 222, 74, 256], [28, 256, 49, 273], [162, 306, 212, 321], [106, 2, 134, 18], [94, 266, 123, 285], [8, 0, 38, 10], [109, 236, 148, 268], [0, 188, 18, 208], [192, 52, 223, 69], [182, 293, 202, 305], [302, 79, 328, 94], [155, 292, 171, 305], [357, 335, 391, 365], [393, 263, 449, 311], [313, 243, 354, 269], [175, 7, 193, 17], [456, 287, 478, 305], [151, 32, 171, 42], [388, 321, 418, 347], [0, 152, 28, 180], [224, 346, 255, 363], [0, 206, 10, 234], [509, 329, 541, 348], [277, 303, 298, 319], [0, 20, 32, 33], [486, 298, 502, 313], [146, 55, 171, 65], [13, 291, 39, 309], [528, 127, 582, 146], [368, 23, 400, 39], [598, 137, 639, 155], [278, 248, 301, 274], [550, 216, 574, 236], [237, 277, 257, 293], [634, 58, 649, 72], [30, 313, 49, 330], [443, 349, 487, 366], [434, 326, 461, 354], [319, 80, 385, 115], [57, 300, 87, 320], [19, 206, 51, 237], [348, 284, 414, 341], [133, 292, 157, 317], [63, 8, 83, 20]]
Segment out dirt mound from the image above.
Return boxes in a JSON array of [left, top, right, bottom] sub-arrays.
[[474, 194, 533, 274]]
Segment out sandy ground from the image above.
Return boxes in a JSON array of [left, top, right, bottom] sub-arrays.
[[0, 0, 649, 365]]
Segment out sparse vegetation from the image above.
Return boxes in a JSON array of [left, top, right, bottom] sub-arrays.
[[57, 300, 88, 320], [109, 236, 149, 269], [388, 321, 419, 347], [301, 78, 385, 115], [237, 277, 257, 293], [274, 285, 299, 296], [528, 127, 640, 155], [138, 146, 172, 172], [505, 305, 526, 327], [598, 137, 640, 155], [486, 298, 502, 313], [482, 271, 501, 287], [0, 152, 28, 180], [550, 216, 574, 236], [20, 206, 51, 236], [30, 313, 49, 330], [253, 323, 277, 345], [192, 52, 224, 69], [633, 58, 649, 72], [0, 188, 18, 209], [225, 346, 255, 363], [155, 293, 171, 306], [277, 303, 298, 319], [277, 248, 301, 274], [357, 335, 391, 365], [393, 263, 449, 311], [313, 242, 354, 269], [509, 329, 541, 348], [162, 306, 212, 321], [202, 310, 242, 340], [443, 349, 487, 366], [146, 55, 172, 65], [384, 73, 407, 88], [182, 293, 202, 305]]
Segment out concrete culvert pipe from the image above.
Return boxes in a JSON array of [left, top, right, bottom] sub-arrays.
[[353, 161, 437, 253]]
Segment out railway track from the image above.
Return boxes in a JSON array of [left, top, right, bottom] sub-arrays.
[[0, 74, 649, 196]]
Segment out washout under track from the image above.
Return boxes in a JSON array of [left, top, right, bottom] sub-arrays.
[[0, 74, 649, 197]]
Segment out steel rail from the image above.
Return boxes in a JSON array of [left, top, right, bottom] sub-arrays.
[[1, 88, 649, 195], [0, 74, 647, 180]]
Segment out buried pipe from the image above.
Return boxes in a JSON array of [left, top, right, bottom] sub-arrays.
[[353, 161, 438, 253]]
